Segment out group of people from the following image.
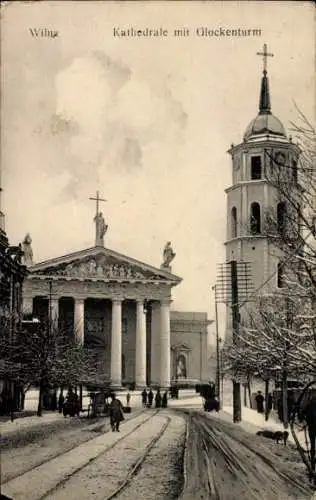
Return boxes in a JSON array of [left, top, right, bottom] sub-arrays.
[[141, 387, 168, 408], [59, 388, 81, 417]]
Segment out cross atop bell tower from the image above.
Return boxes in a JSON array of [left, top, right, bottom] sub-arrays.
[[256, 43, 274, 74], [256, 43, 274, 115]]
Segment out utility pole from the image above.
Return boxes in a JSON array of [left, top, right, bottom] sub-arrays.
[[48, 280, 53, 338], [216, 260, 254, 424], [212, 285, 221, 402], [231, 260, 242, 423]]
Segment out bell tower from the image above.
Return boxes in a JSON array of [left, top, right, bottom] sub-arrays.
[[225, 44, 301, 326]]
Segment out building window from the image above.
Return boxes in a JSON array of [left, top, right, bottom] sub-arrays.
[[250, 202, 261, 234], [277, 263, 285, 288], [231, 207, 237, 238], [277, 202, 286, 236], [251, 156, 262, 180]]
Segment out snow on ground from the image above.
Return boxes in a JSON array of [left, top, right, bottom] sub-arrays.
[[1, 411, 62, 437], [222, 405, 308, 449], [115, 412, 186, 500], [169, 391, 309, 449], [1, 410, 142, 484], [2, 411, 153, 500], [45, 411, 185, 500]]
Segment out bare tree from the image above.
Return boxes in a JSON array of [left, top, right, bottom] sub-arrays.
[[223, 290, 315, 427], [0, 317, 100, 416], [263, 107, 316, 299]]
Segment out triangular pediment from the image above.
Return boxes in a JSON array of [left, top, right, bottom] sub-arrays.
[[28, 246, 182, 284]]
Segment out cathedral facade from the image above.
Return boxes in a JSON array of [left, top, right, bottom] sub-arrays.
[[21, 221, 210, 389]]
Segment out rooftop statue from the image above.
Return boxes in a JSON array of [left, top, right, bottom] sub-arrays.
[[162, 241, 175, 269], [22, 233, 33, 266], [94, 211, 108, 247]]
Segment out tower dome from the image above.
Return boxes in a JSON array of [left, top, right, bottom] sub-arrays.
[[244, 47, 287, 141], [244, 114, 286, 141]]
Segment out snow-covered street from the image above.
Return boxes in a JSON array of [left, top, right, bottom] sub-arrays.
[[1, 393, 314, 499]]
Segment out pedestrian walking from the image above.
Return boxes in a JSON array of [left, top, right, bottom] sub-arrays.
[[148, 388, 154, 408], [109, 393, 124, 432], [58, 392, 64, 414], [162, 390, 168, 408], [255, 391, 264, 414], [267, 393, 273, 418], [141, 388, 148, 408], [126, 390, 131, 407], [155, 388, 162, 408]]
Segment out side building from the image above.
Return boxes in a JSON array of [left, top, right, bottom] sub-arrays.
[[0, 188, 28, 414]]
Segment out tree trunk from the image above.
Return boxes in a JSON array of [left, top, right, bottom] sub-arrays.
[[233, 381, 242, 422], [79, 384, 83, 411], [264, 378, 270, 421], [247, 375, 252, 409], [243, 383, 247, 407], [282, 369, 288, 429], [37, 381, 44, 417]]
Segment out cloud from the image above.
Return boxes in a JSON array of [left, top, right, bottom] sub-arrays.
[[34, 53, 187, 200]]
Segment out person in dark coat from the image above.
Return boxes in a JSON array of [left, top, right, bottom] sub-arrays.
[[126, 391, 131, 407], [51, 392, 57, 411], [255, 391, 264, 413], [141, 389, 148, 408], [267, 393, 273, 417], [162, 391, 168, 408], [109, 393, 124, 432], [155, 388, 162, 408], [302, 397, 316, 473], [148, 389, 154, 408], [58, 393, 65, 414], [287, 392, 295, 421]]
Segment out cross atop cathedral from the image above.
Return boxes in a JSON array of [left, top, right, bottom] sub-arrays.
[[256, 43, 274, 73], [89, 190, 107, 217]]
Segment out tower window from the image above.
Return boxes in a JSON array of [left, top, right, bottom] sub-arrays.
[[250, 202, 261, 234], [231, 207, 237, 238], [251, 156, 262, 180], [277, 263, 285, 288], [277, 202, 286, 236]]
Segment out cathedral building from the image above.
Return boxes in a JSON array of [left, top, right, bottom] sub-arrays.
[[224, 44, 301, 340], [21, 198, 210, 389]]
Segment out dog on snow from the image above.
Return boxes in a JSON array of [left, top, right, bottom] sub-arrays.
[[256, 429, 289, 446]]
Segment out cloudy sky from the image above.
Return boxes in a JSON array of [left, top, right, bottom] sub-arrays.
[[1, 1, 314, 341]]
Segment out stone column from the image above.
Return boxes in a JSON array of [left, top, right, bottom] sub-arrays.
[[110, 298, 123, 387], [22, 297, 33, 316], [50, 297, 59, 330], [135, 300, 147, 388], [74, 298, 85, 345], [159, 299, 171, 389], [150, 301, 161, 386]]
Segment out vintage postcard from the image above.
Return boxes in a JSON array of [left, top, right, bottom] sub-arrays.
[[1, 1, 315, 499]]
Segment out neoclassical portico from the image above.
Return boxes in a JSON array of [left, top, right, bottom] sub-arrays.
[[22, 245, 181, 388]]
